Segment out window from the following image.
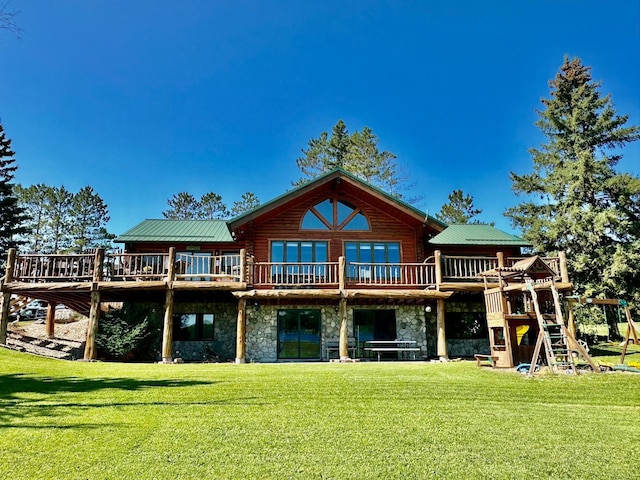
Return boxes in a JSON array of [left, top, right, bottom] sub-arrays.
[[302, 198, 369, 231], [271, 241, 328, 263], [173, 313, 214, 341], [345, 242, 400, 279]]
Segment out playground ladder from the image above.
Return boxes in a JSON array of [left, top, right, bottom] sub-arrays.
[[527, 283, 575, 374]]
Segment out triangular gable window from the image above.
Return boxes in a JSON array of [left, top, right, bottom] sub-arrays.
[[302, 199, 370, 231]]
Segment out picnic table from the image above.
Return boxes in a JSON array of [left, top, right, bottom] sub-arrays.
[[364, 340, 421, 361]]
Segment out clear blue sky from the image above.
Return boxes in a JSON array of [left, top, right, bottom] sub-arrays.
[[2, 0, 639, 236]]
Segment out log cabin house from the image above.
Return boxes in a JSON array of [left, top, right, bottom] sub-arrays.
[[0, 169, 573, 364]]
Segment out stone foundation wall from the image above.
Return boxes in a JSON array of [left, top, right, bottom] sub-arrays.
[[172, 302, 237, 362], [425, 298, 490, 358], [246, 304, 429, 362]]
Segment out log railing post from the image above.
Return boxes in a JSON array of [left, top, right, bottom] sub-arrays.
[[235, 297, 247, 364], [558, 251, 570, 283], [161, 247, 176, 363], [497, 251, 505, 269], [93, 248, 105, 282], [434, 250, 442, 290], [338, 256, 346, 292], [239, 249, 246, 282]]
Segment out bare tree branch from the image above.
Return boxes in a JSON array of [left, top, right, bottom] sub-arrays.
[[0, 1, 23, 40]]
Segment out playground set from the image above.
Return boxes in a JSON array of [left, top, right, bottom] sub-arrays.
[[479, 256, 639, 375]]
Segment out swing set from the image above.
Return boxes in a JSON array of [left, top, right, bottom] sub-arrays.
[[568, 297, 640, 367]]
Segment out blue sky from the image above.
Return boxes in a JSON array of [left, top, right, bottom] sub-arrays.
[[1, 0, 639, 236]]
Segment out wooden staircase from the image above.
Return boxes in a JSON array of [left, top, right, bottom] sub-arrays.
[[527, 283, 598, 374]]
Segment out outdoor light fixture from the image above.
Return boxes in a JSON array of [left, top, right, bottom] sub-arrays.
[[424, 305, 432, 313], [254, 301, 260, 311]]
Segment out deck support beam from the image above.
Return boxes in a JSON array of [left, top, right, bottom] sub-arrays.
[[338, 297, 349, 360], [161, 247, 176, 363], [161, 289, 175, 363], [235, 298, 247, 364], [436, 297, 448, 361], [0, 248, 16, 345], [83, 289, 101, 360], [45, 301, 57, 338]]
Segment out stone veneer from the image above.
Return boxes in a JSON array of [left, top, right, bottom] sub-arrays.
[[425, 298, 490, 358], [246, 304, 429, 363], [171, 302, 237, 362]]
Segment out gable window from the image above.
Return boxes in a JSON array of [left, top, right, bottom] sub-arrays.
[[173, 313, 214, 341], [302, 198, 369, 231]]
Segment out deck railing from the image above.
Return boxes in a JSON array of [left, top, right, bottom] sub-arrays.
[[174, 253, 243, 281], [251, 262, 340, 287], [14, 254, 97, 281], [7, 250, 565, 288], [441, 255, 499, 280], [345, 261, 436, 287]]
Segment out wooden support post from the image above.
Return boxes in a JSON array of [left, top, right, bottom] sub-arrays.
[[45, 301, 57, 339], [0, 248, 16, 345], [497, 251, 505, 269], [436, 297, 447, 360], [94, 248, 105, 282], [434, 250, 442, 290], [338, 297, 349, 360], [558, 251, 570, 283], [235, 298, 247, 364], [83, 288, 101, 360], [161, 247, 176, 363], [0, 292, 10, 345]]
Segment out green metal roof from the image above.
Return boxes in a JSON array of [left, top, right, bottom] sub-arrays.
[[428, 224, 531, 246], [115, 219, 234, 243]]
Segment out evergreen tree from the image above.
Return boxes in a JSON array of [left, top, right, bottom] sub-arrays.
[[14, 184, 50, 252], [505, 57, 640, 312], [294, 120, 406, 198], [197, 192, 228, 219], [230, 192, 260, 216], [0, 123, 29, 265], [44, 186, 73, 253], [69, 186, 115, 252], [436, 189, 486, 225], [163, 192, 200, 219]]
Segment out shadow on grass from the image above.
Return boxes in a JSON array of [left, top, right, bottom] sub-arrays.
[[0, 374, 260, 428]]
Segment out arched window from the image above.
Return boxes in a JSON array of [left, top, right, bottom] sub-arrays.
[[302, 199, 370, 231]]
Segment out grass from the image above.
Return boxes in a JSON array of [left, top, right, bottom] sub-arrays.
[[1, 348, 639, 480]]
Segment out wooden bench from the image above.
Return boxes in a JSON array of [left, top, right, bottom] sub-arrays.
[[474, 354, 499, 368]]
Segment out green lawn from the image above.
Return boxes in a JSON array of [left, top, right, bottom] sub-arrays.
[[1, 348, 639, 480]]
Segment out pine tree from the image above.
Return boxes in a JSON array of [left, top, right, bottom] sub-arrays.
[[69, 186, 114, 252], [506, 57, 640, 310], [0, 123, 29, 265], [230, 192, 260, 216], [163, 192, 200, 219], [197, 192, 228, 219], [294, 120, 404, 198], [436, 189, 485, 225], [15, 184, 52, 252]]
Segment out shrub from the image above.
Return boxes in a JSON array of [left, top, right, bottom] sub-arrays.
[[96, 303, 163, 361]]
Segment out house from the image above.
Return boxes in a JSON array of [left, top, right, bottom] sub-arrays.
[[0, 169, 572, 363]]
